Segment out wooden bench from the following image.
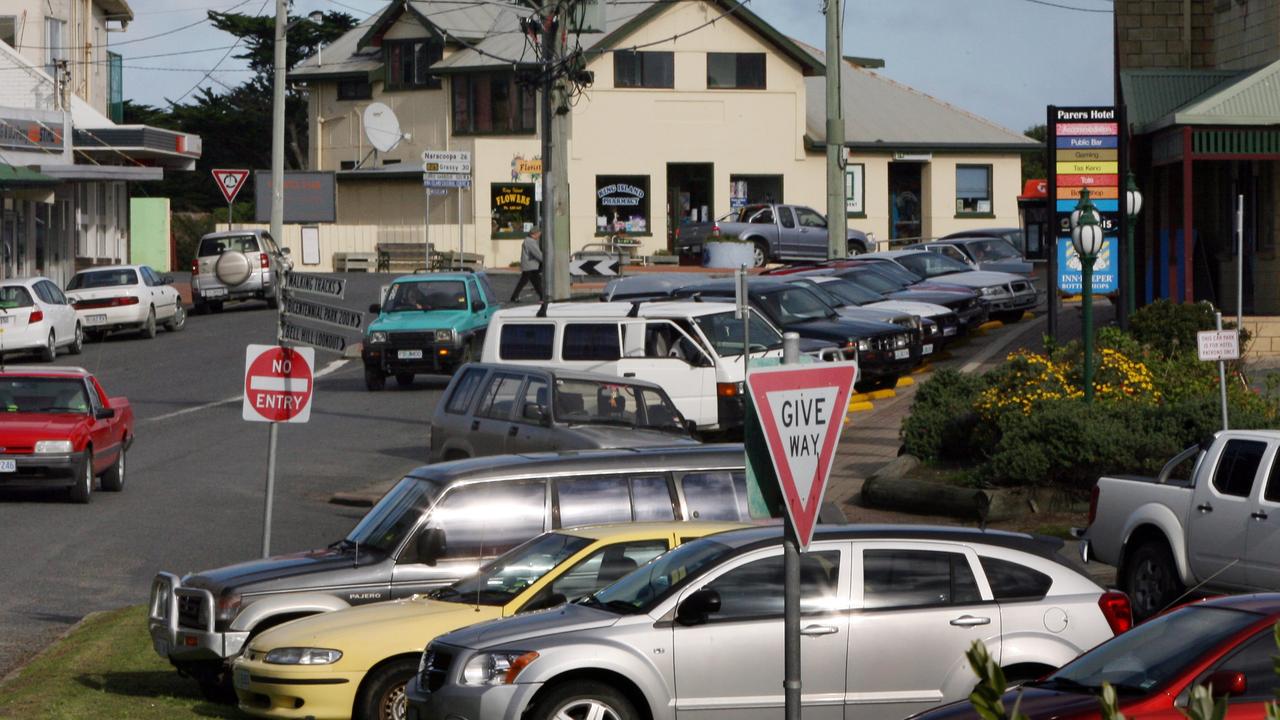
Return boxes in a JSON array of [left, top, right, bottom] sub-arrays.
[[375, 243, 433, 273], [430, 250, 485, 271], [333, 251, 376, 272]]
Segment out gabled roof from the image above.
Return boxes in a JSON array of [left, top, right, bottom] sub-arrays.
[[801, 43, 1037, 152], [1120, 67, 1247, 133], [291, 13, 383, 81]]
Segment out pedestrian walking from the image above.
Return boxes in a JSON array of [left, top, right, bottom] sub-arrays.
[[511, 228, 544, 302]]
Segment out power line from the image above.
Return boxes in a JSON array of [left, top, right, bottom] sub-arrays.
[[166, 0, 272, 106], [1016, 0, 1112, 12], [16, 0, 257, 50]]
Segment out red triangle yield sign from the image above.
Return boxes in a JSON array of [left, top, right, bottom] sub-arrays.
[[747, 363, 858, 549], [211, 168, 250, 204]]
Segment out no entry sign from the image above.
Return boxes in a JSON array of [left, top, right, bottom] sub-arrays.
[[243, 344, 314, 423]]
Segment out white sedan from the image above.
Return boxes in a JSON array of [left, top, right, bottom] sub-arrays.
[[65, 265, 185, 340], [0, 277, 82, 361]]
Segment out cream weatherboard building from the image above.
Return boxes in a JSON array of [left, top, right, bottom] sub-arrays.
[[286, 0, 1036, 270]]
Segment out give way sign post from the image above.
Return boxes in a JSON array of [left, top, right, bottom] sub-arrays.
[[212, 168, 249, 230]]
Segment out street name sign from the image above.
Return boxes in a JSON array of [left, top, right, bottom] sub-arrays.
[[243, 344, 314, 423], [747, 363, 858, 549], [283, 295, 363, 330], [422, 161, 471, 173], [212, 168, 249, 204], [569, 254, 620, 277], [422, 150, 471, 164], [281, 320, 348, 354], [284, 272, 345, 299], [1197, 330, 1240, 362], [422, 175, 472, 189]]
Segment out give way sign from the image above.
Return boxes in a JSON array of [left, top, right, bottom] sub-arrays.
[[243, 344, 314, 423], [747, 362, 858, 549], [212, 168, 250, 204]]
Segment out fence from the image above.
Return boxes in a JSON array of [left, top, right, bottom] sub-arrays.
[[218, 223, 484, 273]]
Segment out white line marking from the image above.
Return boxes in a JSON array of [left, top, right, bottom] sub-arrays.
[[249, 376, 310, 392], [142, 358, 348, 424], [960, 315, 1047, 374]]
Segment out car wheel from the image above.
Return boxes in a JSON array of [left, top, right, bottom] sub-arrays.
[[39, 331, 56, 362], [1124, 540, 1183, 620], [751, 240, 769, 268], [354, 658, 416, 720], [365, 367, 386, 391], [846, 239, 864, 257], [68, 323, 83, 355], [165, 303, 186, 332], [101, 445, 125, 492], [142, 307, 158, 339], [530, 681, 637, 720], [195, 669, 237, 704], [68, 451, 92, 504], [395, 372, 414, 388]]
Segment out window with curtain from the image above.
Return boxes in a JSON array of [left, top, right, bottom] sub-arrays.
[[452, 72, 536, 135], [706, 52, 766, 89], [614, 51, 674, 88], [955, 165, 992, 215], [384, 39, 442, 90]]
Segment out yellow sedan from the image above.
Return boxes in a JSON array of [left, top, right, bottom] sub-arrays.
[[232, 521, 745, 720]]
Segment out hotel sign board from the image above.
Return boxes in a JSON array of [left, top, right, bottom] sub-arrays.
[[1047, 107, 1120, 295]]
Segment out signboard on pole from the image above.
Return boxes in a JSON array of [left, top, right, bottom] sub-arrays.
[[569, 253, 620, 277], [1197, 329, 1240, 361], [747, 363, 858, 548], [283, 295, 363, 330], [243, 345, 314, 423], [212, 169, 249, 204], [422, 161, 471, 173], [281, 320, 348, 354], [422, 150, 471, 164], [284, 272, 345, 299], [1047, 107, 1120, 296]]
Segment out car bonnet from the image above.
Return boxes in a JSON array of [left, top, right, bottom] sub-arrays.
[[437, 602, 621, 650]]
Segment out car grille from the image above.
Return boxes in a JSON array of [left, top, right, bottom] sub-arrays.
[[177, 595, 204, 629], [945, 297, 979, 312], [389, 332, 433, 348], [869, 333, 912, 351], [1010, 281, 1032, 294], [420, 646, 453, 692]]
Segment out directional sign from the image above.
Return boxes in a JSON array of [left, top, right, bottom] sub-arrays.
[[747, 363, 858, 549], [425, 187, 448, 196], [569, 254, 620, 277], [1197, 330, 1240, 362], [212, 168, 249, 204], [284, 272, 345, 299], [422, 150, 471, 164], [422, 161, 471, 173], [423, 176, 472, 189], [283, 295, 364, 330], [243, 344, 314, 423], [281, 320, 348, 354]]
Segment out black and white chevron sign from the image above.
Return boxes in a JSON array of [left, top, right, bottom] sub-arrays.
[[569, 254, 620, 277]]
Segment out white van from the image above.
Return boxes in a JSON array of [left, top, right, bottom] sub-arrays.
[[482, 300, 806, 434]]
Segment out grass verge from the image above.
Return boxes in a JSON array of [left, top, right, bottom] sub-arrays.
[[0, 605, 238, 719]]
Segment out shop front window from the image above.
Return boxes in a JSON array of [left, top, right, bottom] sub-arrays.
[[595, 176, 650, 235], [492, 183, 537, 237]]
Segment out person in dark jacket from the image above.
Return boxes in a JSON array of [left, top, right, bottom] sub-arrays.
[[511, 228, 544, 301]]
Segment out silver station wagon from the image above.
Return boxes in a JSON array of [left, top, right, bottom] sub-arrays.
[[408, 525, 1132, 720]]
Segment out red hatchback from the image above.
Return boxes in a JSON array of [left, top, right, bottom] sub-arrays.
[[909, 594, 1280, 720], [0, 366, 133, 503]]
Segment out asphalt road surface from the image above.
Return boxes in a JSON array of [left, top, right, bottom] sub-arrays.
[[0, 271, 522, 676]]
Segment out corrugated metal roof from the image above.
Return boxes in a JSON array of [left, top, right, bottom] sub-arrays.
[[1173, 59, 1280, 127], [291, 12, 382, 79], [406, 1, 521, 42], [1120, 68, 1243, 133]]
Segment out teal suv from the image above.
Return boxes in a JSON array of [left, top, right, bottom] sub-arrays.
[[361, 272, 498, 390]]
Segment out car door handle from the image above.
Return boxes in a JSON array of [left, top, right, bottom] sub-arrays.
[[800, 624, 838, 637], [470, 420, 480, 431], [949, 615, 991, 627], [1197, 503, 1214, 513], [623, 372, 636, 378], [1252, 511, 1270, 521], [508, 425, 518, 437]]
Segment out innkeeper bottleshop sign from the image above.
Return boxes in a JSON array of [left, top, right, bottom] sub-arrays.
[[597, 183, 645, 206], [1047, 106, 1120, 295]]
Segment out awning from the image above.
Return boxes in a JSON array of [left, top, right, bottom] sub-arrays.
[[0, 163, 58, 187], [35, 164, 163, 181]]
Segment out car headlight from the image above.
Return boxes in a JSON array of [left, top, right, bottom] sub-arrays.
[[460, 651, 539, 686], [34, 440, 73, 454], [434, 329, 455, 343], [856, 339, 871, 351], [367, 331, 387, 344], [980, 286, 1009, 298], [263, 647, 343, 665]]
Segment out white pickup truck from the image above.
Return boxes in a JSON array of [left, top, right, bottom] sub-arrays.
[[1081, 430, 1280, 619]]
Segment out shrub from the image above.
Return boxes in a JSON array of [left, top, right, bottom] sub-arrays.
[[1129, 300, 1224, 358], [901, 369, 987, 462]]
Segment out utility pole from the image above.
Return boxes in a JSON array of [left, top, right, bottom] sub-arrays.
[[538, 2, 571, 300], [825, 0, 846, 259], [263, 0, 288, 556]]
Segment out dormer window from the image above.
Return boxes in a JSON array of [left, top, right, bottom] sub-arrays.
[[385, 39, 442, 90]]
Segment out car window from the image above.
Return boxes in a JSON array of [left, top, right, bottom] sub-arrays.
[[777, 207, 795, 229], [445, 367, 487, 414], [1212, 439, 1266, 498], [198, 235, 259, 256], [0, 286, 34, 308], [48, 282, 68, 304], [84, 379, 104, 412], [140, 267, 158, 286], [557, 475, 632, 527], [633, 474, 676, 521], [68, 269, 139, 290], [476, 373, 524, 420], [563, 323, 621, 361], [518, 378, 549, 423], [427, 480, 547, 560], [499, 323, 555, 361], [702, 551, 841, 619], [1202, 627, 1280, 702], [979, 556, 1053, 601], [748, 207, 774, 225], [679, 471, 747, 521], [939, 246, 968, 263], [1265, 453, 1280, 504], [0, 377, 90, 413], [794, 207, 827, 229], [30, 282, 52, 304], [546, 540, 670, 604], [639, 321, 708, 362], [862, 549, 982, 610], [477, 274, 499, 304]]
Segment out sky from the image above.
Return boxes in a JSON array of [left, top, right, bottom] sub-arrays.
[[118, 0, 1115, 134]]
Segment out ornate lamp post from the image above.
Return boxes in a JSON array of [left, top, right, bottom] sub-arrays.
[[1071, 188, 1106, 404], [1124, 173, 1143, 317]]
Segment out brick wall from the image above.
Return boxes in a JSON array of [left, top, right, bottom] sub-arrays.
[[1214, 0, 1280, 68], [1117, 0, 1216, 68]]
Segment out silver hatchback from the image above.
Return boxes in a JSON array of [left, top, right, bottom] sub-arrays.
[[407, 525, 1131, 720]]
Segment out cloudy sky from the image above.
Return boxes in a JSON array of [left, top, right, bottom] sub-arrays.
[[118, 0, 1114, 133]]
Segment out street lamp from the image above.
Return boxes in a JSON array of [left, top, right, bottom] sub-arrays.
[[1124, 173, 1143, 317], [1071, 188, 1106, 403]]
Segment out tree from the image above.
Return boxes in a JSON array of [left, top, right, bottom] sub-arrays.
[[1022, 124, 1047, 184]]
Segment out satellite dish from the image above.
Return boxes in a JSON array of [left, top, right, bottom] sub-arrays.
[[363, 102, 402, 153]]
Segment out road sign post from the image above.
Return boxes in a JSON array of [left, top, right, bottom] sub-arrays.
[[1198, 315, 1238, 431], [212, 168, 249, 231]]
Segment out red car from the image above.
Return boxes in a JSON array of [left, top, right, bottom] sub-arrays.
[[0, 366, 133, 503], [908, 594, 1280, 720]]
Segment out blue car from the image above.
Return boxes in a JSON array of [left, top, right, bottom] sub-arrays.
[[361, 272, 498, 390]]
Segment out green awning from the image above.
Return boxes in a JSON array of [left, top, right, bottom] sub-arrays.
[[0, 164, 58, 187]]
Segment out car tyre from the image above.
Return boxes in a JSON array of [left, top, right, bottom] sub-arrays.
[[751, 240, 769, 268], [395, 372, 414, 388], [142, 307, 158, 339], [195, 669, 237, 704], [846, 239, 864, 257], [101, 445, 125, 492], [39, 331, 56, 362], [354, 658, 417, 720], [265, 291, 279, 310], [68, 323, 83, 355], [530, 681, 637, 720], [365, 367, 386, 391], [68, 451, 92, 504], [1123, 539, 1183, 620], [165, 303, 186, 332]]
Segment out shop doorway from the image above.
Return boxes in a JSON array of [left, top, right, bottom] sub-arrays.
[[729, 174, 783, 213], [667, 163, 714, 250], [888, 162, 923, 241]]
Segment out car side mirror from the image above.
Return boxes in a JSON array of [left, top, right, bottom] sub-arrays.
[[675, 588, 721, 626], [1207, 670, 1246, 698], [369, 303, 381, 314], [684, 419, 698, 436], [94, 407, 115, 420], [416, 528, 446, 567], [523, 404, 548, 425], [472, 300, 486, 312]]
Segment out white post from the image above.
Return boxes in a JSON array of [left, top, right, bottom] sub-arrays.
[[457, 187, 464, 271], [1217, 311, 1230, 431], [425, 190, 432, 271], [1236, 194, 1244, 332]]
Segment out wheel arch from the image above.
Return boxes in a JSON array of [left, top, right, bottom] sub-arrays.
[[524, 667, 656, 720], [229, 594, 350, 633], [351, 652, 420, 717], [1120, 512, 1190, 586]]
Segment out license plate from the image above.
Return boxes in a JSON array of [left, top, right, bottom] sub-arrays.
[[0, 459, 14, 473], [923, 344, 934, 355], [234, 667, 250, 690], [86, 314, 108, 325], [894, 349, 910, 360], [203, 287, 228, 298], [943, 326, 957, 336], [398, 349, 424, 360], [153, 636, 169, 657]]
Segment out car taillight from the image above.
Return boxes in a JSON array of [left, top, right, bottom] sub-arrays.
[[115, 297, 140, 306], [1087, 484, 1100, 526], [28, 309, 43, 323], [260, 252, 269, 269], [1098, 591, 1133, 634], [191, 258, 199, 275]]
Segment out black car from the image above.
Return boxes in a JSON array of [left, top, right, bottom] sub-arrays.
[[829, 265, 987, 330], [673, 278, 922, 390]]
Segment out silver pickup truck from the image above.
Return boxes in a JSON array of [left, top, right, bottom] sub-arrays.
[[1081, 430, 1280, 620], [677, 203, 873, 267]]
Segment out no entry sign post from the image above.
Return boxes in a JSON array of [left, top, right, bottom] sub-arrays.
[[244, 343, 314, 557]]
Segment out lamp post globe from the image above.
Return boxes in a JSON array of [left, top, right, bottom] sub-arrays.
[[1125, 174, 1143, 219]]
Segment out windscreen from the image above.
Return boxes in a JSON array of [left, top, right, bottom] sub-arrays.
[[344, 477, 441, 554], [837, 268, 901, 295], [384, 281, 468, 313], [68, 269, 138, 290], [0, 378, 90, 414], [895, 252, 971, 278], [585, 536, 735, 614], [810, 279, 882, 306], [693, 310, 783, 356], [758, 287, 837, 323], [431, 533, 592, 606], [964, 239, 1021, 260], [862, 261, 923, 286]]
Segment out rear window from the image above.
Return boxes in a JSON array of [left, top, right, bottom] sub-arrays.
[[68, 269, 138, 290], [0, 286, 34, 309], [500, 324, 555, 360], [979, 556, 1053, 601], [198, 235, 260, 256], [563, 323, 620, 361]]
